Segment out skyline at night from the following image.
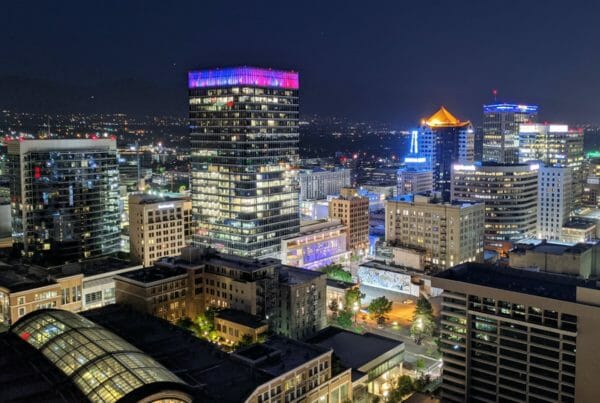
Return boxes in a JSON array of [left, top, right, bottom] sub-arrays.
[[3, 1, 600, 125]]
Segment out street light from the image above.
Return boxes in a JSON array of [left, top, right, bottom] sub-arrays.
[[353, 301, 359, 324]]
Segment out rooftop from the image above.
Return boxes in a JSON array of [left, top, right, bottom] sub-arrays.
[[435, 263, 600, 302], [563, 217, 597, 230], [278, 265, 326, 286], [116, 265, 187, 284], [326, 278, 358, 290], [388, 192, 481, 208], [216, 309, 266, 329], [511, 240, 593, 256], [307, 327, 403, 372], [424, 106, 470, 128], [50, 257, 139, 278], [0, 266, 56, 293]]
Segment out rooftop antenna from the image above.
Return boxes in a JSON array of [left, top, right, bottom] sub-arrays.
[[492, 89, 498, 103]]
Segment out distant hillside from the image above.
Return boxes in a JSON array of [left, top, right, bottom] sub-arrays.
[[0, 75, 186, 117]]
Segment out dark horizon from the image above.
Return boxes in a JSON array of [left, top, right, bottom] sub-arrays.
[[3, 1, 600, 126]]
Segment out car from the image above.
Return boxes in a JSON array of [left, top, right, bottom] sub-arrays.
[[402, 299, 414, 304]]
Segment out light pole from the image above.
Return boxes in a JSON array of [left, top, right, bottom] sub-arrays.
[[353, 301, 359, 324]]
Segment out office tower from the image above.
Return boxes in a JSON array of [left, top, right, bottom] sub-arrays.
[[7, 139, 121, 264], [473, 126, 484, 161], [537, 165, 572, 240], [299, 167, 351, 200], [451, 162, 539, 253], [519, 123, 584, 206], [189, 67, 300, 258], [413, 107, 474, 201], [385, 193, 484, 270], [396, 167, 433, 196], [328, 188, 370, 253], [128, 194, 192, 267], [433, 263, 600, 403], [483, 103, 538, 163]]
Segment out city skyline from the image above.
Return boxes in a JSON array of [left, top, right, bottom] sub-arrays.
[[3, 1, 600, 125]]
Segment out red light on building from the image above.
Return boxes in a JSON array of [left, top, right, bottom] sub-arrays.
[[20, 332, 30, 341], [34, 166, 41, 179]]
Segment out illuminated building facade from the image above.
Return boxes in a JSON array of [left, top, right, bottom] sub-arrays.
[[128, 194, 191, 267], [412, 107, 474, 201], [483, 103, 538, 163], [281, 219, 350, 270], [582, 153, 600, 207], [328, 188, 370, 253], [7, 139, 120, 264], [537, 165, 572, 240], [385, 193, 484, 270], [396, 167, 433, 196], [434, 263, 600, 403], [299, 167, 351, 200], [519, 123, 584, 206], [189, 67, 300, 258], [451, 162, 539, 252]]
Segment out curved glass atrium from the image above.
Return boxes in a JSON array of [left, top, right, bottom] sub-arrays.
[[11, 309, 188, 403]]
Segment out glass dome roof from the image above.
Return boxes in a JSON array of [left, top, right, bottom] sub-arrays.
[[11, 309, 187, 403]]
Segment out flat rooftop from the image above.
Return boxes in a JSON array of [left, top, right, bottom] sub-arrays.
[[326, 278, 357, 290], [50, 257, 138, 278], [116, 265, 187, 284], [435, 263, 600, 303], [563, 217, 597, 229], [278, 265, 325, 285], [216, 309, 266, 329], [160, 247, 280, 274], [307, 327, 403, 371], [512, 241, 593, 256], [0, 267, 56, 292]]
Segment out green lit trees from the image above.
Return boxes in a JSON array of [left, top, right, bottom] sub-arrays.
[[410, 296, 435, 343], [368, 296, 393, 325]]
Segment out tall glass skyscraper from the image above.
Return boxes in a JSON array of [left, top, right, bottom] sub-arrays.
[[482, 103, 538, 163], [189, 67, 300, 257], [409, 107, 474, 201], [8, 139, 121, 264]]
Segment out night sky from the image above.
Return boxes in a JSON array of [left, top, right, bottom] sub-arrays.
[[2, 1, 600, 125]]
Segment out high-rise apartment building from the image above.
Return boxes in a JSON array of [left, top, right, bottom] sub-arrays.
[[519, 123, 584, 206], [433, 263, 600, 403], [412, 107, 474, 201], [7, 139, 120, 264], [328, 188, 370, 253], [582, 153, 600, 207], [189, 67, 300, 258], [396, 167, 433, 196], [451, 162, 539, 252], [299, 167, 351, 200], [483, 103, 538, 163], [385, 193, 484, 270], [129, 194, 192, 267], [537, 165, 572, 240]]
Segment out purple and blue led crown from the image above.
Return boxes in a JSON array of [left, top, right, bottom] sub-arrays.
[[188, 67, 299, 89], [483, 104, 538, 114]]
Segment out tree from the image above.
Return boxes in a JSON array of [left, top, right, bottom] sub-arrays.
[[411, 296, 435, 343], [387, 375, 414, 402], [345, 288, 365, 312], [336, 310, 353, 328], [235, 334, 254, 349], [321, 264, 353, 283], [368, 296, 393, 325], [414, 296, 434, 321]]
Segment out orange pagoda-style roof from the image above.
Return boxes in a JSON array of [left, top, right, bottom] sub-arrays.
[[423, 106, 470, 128]]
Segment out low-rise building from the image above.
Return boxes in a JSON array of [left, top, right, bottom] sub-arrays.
[[215, 309, 268, 344], [0, 257, 140, 325], [281, 219, 350, 270], [115, 246, 328, 340], [561, 217, 598, 243], [308, 327, 405, 402], [509, 240, 600, 279]]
